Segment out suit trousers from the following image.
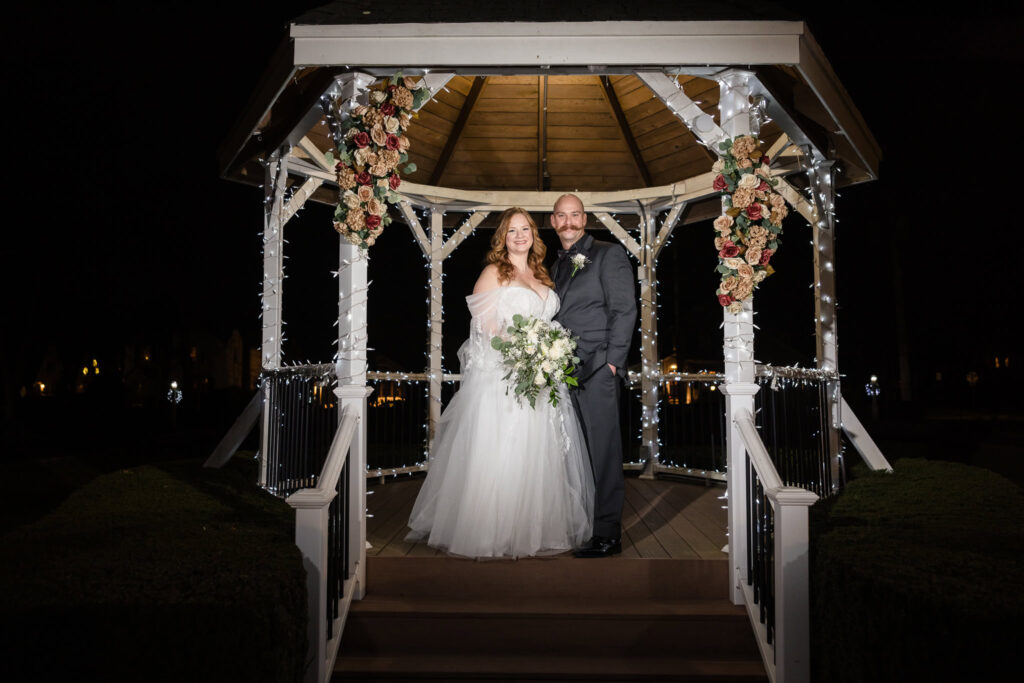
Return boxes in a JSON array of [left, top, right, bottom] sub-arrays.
[[571, 366, 625, 539]]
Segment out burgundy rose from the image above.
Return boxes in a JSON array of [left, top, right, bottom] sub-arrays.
[[356, 171, 372, 185], [760, 155, 770, 166], [713, 174, 728, 192], [387, 84, 397, 92], [353, 131, 371, 149], [757, 180, 769, 192], [335, 160, 345, 171], [389, 174, 401, 190], [365, 214, 382, 229], [718, 241, 740, 259], [380, 103, 396, 116], [385, 133, 400, 150], [759, 249, 774, 266], [718, 294, 735, 307], [745, 203, 763, 221]]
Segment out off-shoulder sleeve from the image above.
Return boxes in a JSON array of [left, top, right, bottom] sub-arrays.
[[457, 288, 506, 374]]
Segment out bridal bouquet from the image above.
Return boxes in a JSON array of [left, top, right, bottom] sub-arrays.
[[490, 315, 580, 408]]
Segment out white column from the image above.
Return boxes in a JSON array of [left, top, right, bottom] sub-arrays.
[[769, 487, 819, 683], [717, 69, 759, 605], [639, 205, 660, 479], [427, 210, 444, 444], [259, 153, 288, 487], [807, 158, 842, 489]]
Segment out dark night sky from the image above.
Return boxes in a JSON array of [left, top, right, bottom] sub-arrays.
[[4, 1, 1022, 406]]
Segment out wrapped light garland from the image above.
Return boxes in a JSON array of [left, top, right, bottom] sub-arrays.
[[328, 73, 431, 249], [711, 135, 788, 312]]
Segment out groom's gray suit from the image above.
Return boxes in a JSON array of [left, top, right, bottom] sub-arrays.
[[551, 233, 636, 540]]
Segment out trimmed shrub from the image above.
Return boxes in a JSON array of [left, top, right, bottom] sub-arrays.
[[0, 458, 306, 682], [811, 459, 1024, 681]]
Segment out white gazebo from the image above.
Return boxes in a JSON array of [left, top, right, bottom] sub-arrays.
[[213, 5, 892, 682]]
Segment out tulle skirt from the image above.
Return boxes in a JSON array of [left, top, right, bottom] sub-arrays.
[[406, 366, 594, 559]]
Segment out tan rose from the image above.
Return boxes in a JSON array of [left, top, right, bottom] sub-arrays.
[[333, 221, 346, 235], [403, 76, 420, 89], [748, 225, 767, 239], [753, 270, 768, 284], [354, 147, 373, 167], [377, 178, 389, 189], [715, 236, 728, 250], [734, 279, 754, 300], [756, 163, 772, 178], [769, 193, 786, 209], [346, 208, 366, 230], [738, 173, 759, 189], [366, 197, 385, 216], [746, 247, 762, 266], [337, 167, 357, 190], [738, 158, 753, 169], [723, 257, 745, 270], [398, 135, 411, 152], [399, 112, 412, 129], [721, 276, 738, 293], [731, 135, 755, 158], [392, 86, 414, 109], [370, 162, 389, 177], [363, 108, 382, 128], [713, 215, 734, 235], [384, 116, 400, 134], [732, 187, 755, 209], [737, 263, 754, 279], [380, 148, 401, 169], [754, 190, 767, 201], [343, 190, 361, 209], [356, 185, 373, 203], [371, 124, 387, 147], [344, 231, 363, 247], [727, 301, 743, 314], [365, 235, 376, 246], [749, 235, 767, 249]]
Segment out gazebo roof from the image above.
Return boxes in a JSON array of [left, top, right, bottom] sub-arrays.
[[219, 2, 878, 215]]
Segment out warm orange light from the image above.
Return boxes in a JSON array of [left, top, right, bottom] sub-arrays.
[[82, 367, 89, 376], [92, 359, 98, 367]]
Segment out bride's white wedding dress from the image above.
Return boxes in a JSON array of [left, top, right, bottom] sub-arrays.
[[406, 285, 594, 558]]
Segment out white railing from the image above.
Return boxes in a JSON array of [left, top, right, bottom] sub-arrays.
[[733, 407, 818, 683], [285, 404, 365, 683]]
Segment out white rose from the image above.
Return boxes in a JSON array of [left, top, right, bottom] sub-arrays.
[[343, 190, 361, 209], [534, 370, 546, 386], [525, 345, 535, 355], [738, 173, 759, 189], [384, 116, 400, 134], [354, 147, 373, 166], [370, 91, 387, 104], [541, 360, 553, 373], [723, 257, 745, 270], [753, 270, 768, 283], [554, 368, 564, 381], [712, 159, 725, 173]]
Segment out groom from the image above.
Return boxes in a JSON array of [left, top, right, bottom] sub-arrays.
[[549, 194, 636, 558]]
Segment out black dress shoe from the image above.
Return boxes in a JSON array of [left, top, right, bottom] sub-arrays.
[[573, 536, 622, 558]]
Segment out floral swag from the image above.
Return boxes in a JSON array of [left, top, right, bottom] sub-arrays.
[[329, 74, 431, 249], [711, 135, 788, 313]]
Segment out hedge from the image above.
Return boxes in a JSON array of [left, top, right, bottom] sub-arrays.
[[0, 458, 306, 682], [811, 458, 1024, 681]]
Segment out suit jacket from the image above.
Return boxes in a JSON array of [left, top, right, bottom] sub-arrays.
[[551, 233, 637, 380]]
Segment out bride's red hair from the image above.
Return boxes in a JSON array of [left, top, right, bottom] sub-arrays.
[[486, 208, 554, 288]]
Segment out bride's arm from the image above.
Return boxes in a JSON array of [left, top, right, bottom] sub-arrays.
[[473, 264, 500, 294]]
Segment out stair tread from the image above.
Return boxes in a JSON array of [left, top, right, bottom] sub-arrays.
[[351, 596, 748, 618], [335, 654, 767, 679]]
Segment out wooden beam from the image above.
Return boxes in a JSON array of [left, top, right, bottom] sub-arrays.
[[397, 201, 430, 256], [653, 201, 685, 258], [765, 132, 791, 163], [428, 76, 486, 185], [600, 76, 652, 187], [593, 212, 640, 260], [538, 75, 547, 191], [636, 71, 726, 151], [441, 211, 490, 260], [281, 175, 324, 225], [297, 136, 333, 173]]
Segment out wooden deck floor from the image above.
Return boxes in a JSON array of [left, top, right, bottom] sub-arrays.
[[366, 475, 728, 560]]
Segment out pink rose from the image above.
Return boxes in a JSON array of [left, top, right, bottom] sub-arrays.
[[745, 203, 763, 221], [759, 249, 774, 266], [389, 174, 401, 190], [713, 174, 728, 191], [713, 215, 734, 235], [718, 294, 735, 307], [353, 131, 370, 149], [757, 180, 769, 192], [718, 241, 740, 259], [746, 247, 762, 266]]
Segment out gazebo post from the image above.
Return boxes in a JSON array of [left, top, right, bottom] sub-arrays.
[[427, 209, 444, 444], [637, 202, 661, 478], [259, 151, 288, 487], [715, 69, 759, 607], [806, 156, 842, 488]]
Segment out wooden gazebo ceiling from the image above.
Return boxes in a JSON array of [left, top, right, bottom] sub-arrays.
[[301, 74, 784, 194]]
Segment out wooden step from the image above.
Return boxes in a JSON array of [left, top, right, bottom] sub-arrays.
[[334, 654, 769, 681], [367, 556, 730, 600], [336, 556, 765, 680]]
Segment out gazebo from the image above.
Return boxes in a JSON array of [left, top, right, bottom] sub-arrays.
[[213, 4, 892, 682]]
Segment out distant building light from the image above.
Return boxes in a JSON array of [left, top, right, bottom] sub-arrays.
[[82, 367, 89, 376]]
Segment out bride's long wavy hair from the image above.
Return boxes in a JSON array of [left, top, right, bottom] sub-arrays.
[[486, 208, 554, 288]]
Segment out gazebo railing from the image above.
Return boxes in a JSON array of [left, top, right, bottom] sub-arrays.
[[651, 373, 728, 480]]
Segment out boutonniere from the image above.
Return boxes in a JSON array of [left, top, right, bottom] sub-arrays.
[[570, 253, 590, 278]]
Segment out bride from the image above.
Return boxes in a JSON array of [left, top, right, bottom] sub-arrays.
[[406, 208, 594, 558]]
